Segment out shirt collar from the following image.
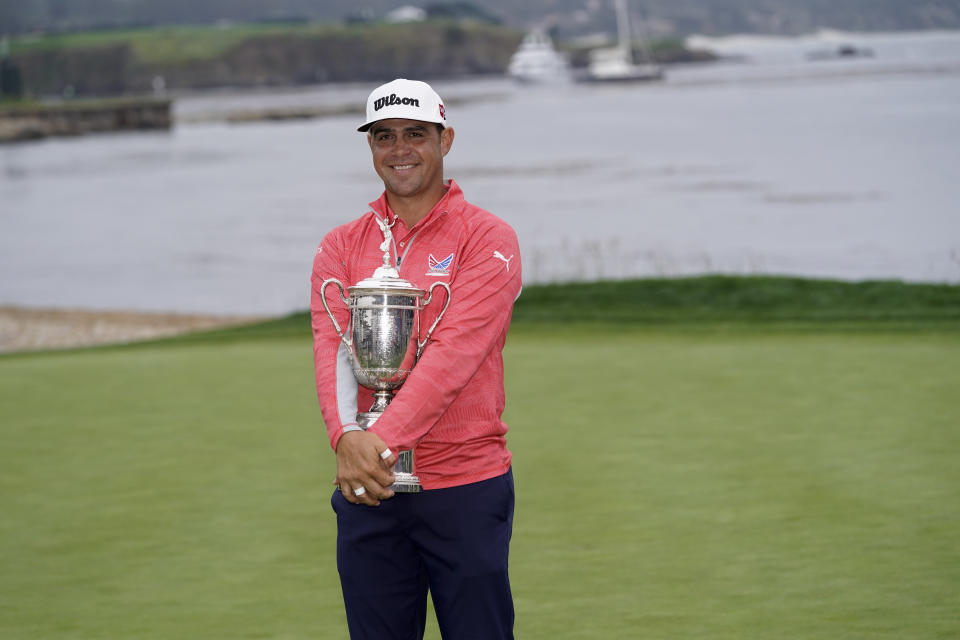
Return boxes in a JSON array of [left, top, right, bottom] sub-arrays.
[[368, 179, 464, 233]]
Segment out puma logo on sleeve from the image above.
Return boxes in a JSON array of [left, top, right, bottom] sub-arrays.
[[492, 250, 514, 271]]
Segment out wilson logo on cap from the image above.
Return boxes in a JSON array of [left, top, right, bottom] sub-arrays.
[[374, 94, 421, 112]]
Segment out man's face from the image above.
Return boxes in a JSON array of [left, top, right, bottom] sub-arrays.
[[367, 119, 453, 200]]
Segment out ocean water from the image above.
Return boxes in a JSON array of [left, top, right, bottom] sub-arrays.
[[2, 30, 959, 315]]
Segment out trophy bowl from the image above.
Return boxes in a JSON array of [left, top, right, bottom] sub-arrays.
[[348, 287, 420, 396]]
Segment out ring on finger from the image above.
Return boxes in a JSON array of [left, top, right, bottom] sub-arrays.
[[380, 448, 393, 460], [353, 486, 366, 497]]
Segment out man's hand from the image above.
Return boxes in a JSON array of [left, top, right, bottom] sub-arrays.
[[335, 430, 398, 506]]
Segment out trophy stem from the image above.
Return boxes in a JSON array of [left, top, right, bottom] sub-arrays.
[[369, 390, 393, 414]]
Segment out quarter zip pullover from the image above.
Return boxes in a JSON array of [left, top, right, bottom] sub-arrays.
[[311, 180, 522, 489]]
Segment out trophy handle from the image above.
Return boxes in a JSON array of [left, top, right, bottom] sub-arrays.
[[319, 278, 352, 346], [417, 281, 451, 357]]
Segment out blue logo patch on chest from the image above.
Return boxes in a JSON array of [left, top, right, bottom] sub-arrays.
[[426, 253, 454, 276]]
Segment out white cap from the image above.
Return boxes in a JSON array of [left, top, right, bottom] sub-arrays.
[[358, 78, 447, 132]]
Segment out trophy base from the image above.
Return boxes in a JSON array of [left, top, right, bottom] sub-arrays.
[[391, 450, 422, 493], [357, 411, 421, 493]]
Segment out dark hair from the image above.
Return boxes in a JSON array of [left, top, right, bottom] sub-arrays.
[[369, 122, 445, 137]]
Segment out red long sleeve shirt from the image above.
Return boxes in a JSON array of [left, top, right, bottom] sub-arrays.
[[311, 180, 522, 489]]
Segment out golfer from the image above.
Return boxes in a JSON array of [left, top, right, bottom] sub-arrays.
[[310, 78, 522, 640]]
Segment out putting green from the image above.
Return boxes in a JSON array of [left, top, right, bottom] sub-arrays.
[[1, 327, 957, 638], [505, 329, 959, 638]]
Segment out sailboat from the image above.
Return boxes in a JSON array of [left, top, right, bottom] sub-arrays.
[[578, 0, 664, 83]]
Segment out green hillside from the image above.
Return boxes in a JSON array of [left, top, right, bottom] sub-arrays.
[[5, 20, 523, 96]]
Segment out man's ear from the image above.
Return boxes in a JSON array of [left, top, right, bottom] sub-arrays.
[[440, 127, 455, 157]]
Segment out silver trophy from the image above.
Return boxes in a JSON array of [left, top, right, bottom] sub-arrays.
[[319, 218, 451, 492]]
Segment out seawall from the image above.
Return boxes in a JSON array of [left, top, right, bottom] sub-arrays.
[[0, 98, 172, 143]]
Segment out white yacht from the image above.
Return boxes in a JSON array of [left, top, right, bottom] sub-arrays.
[[507, 29, 571, 84]]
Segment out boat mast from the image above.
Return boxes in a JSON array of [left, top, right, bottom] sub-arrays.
[[614, 0, 633, 62]]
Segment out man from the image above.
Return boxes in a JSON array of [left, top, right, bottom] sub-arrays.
[[310, 78, 522, 640]]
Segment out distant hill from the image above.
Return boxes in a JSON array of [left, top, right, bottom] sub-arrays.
[[4, 22, 526, 98], [3, 0, 960, 36]]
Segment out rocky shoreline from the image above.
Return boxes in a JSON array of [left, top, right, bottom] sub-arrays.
[[0, 307, 266, 354]]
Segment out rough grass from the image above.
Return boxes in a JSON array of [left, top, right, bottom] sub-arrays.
[[1, 277, 958, 638], [150, 276, 960, 347], [510, 275, 960, 326]]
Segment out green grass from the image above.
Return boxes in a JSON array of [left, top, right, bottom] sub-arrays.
[[0, 95, 170, 115], [512, 275, 960, 327], [505, 330, 959, 638], [153, 276, 960, 347], [0, 97, 42, 109], [2, 277, 959, 638], [0, 340, 340, 638], [6, 20, 516, 66], [9, 22, 344, 64]]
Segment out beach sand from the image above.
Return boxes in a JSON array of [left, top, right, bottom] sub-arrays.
[[0, 307, 267, 354]]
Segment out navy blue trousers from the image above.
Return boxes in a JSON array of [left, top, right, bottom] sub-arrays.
[[332, 469, 515, 640]]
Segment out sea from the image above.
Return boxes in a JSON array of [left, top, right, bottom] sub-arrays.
[[2, 29, 959, 316]]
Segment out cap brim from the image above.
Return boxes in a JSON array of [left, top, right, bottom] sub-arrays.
[[358, 119, 445, 133]]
